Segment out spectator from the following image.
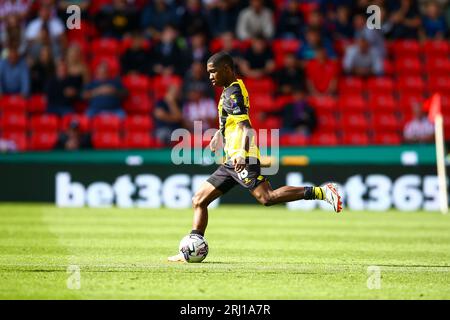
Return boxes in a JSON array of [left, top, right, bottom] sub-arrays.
[[66, 44, 89, 85], [83, 62, 127, 118], [274, 53, 306, 96], [25, 3, 64, 42], [306, 46, 338, 96], [276, 0, 304, 39], [151, 24, 188, 76], [29, 45, 55, 93], [1, 14, 26, 55], [239, 35, 275, 79], [187, 32, 210, 65], [205, 0, 240, 37], [153, 85, 183, 145], [404, 102, 434, 143], [46, 59, 81, 116], [121, 32, 151, 75], [343, 36, 383, 77], [182, 83, 217, 133], [0, 46, 30, 97], [182, 61, 214, 99], [140, 0, 178, 41], [55, 119, 92, 150], [387, 0, 422, 39], [353, 13, 386, 58], [27, 23, 62, 62], [95, 0, 139, 39], [420, 1, 447, 39], [279, 89, 317, 136], [179, 0, 210, 38], [236, 0, 274, 40], [297, 27, 336, 61], [303, 10, 330, 39], [331, 5, 354, 39]]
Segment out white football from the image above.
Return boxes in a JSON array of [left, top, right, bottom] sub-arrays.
[[179, 234, 209, 263]]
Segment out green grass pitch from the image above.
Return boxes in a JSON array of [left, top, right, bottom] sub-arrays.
[[0, 203, 449, 299]]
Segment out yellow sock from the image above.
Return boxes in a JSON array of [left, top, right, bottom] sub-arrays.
[[314, 187, 325, 200]]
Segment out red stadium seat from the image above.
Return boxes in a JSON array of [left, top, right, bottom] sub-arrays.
[[368, 94, 397, 113], [1, 112, 27, 131], [153, 75, 182, 100], [122, 74, 152, 94], [251, 94, 275, 112], [391, 40, 420, 57], [274, 95, 295, 111], [341, 132, 370, 145], [91, 38, 121, 57], [340, 113, 369, 130], [422, 40, 450, 58], [308, 95, 337, 112], [395, 57, 422, 75], [366, 77, 394, 95], [123, 115, 153, 133], [123, 94, 153, 114], [91, 132, 122, 149], [0, 95, 27, 112], [91, 114, 121, 133], [66, 20, 99, 42], [372, 132, 402, 145], [1, 131, 27, 151], [263, 116, 282, 130], [244, 78, 275, 94], [279, 133, 309, 146], [123, 132, 152, 149], [372, 113, 402, 132], [311, 132, 339, 146], [29, 132, 58, 151], [428, 76, 450, 94], [425, 57, 450, 77], [338, 77, 364, 94], [396, 76, 426, 94], [30, 114, 59, 133], [316, 114, 339, 132], [61, 114, 90, 133], [28, 94, 47, 114], [338, 94, 366, 113]]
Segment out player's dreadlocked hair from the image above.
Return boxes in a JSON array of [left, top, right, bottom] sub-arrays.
[[207, 51, 234, 71]]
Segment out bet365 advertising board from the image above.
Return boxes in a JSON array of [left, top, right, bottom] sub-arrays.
[[0, 163, 441, 211]]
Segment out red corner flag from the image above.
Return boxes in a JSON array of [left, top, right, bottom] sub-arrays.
[[424, 93, 442, 123]]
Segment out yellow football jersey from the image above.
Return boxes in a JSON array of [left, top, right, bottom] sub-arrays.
[[217, 79, 260, 162]]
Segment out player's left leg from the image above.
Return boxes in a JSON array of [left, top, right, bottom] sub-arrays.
[[250, 180, 342, 212]]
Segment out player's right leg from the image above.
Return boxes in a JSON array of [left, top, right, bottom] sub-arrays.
[[167, 181, 223, 262]]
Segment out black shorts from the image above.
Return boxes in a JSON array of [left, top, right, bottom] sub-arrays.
[[207, 157, 267, 194]]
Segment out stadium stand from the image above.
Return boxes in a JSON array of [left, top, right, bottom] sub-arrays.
[[0, 0, 448, 151]]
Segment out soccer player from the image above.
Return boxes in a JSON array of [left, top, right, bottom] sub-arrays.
[[168, 52, 342, 262]]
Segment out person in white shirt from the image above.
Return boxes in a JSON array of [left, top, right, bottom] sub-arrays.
[[25, 3, 64, 41], [404, 102, 435, 143], [343, 36, 384, 77], [236, 0, 274, 40]]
